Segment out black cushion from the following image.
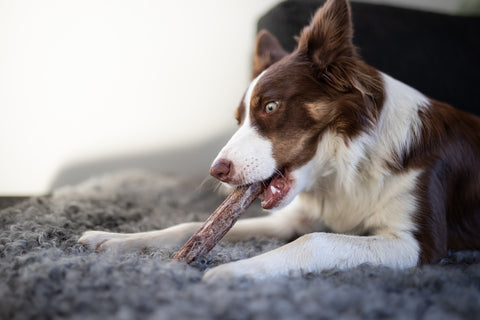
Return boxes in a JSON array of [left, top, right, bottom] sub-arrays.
[[257, 0, 480, 115]]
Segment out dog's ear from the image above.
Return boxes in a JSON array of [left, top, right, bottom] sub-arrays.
[[298, 0, 355, 69], [252, 30, 288, 78]]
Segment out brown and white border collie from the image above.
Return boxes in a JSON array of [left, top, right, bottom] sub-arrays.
[[79, 0, 480, 280]]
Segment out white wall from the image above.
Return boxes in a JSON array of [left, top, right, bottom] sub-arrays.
[[0, 0, 281, 195], [0, 0, 473, 195]]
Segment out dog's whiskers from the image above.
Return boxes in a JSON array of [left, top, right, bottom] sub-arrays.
[[274, 168, 285, 179], [196, 176, 221, 194]]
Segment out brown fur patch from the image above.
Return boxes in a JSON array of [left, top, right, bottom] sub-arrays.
[[298, 0, 355, 70], [252, 30, 288, 79], [235, 96, 246, 125], [392, 100, 480, 263]]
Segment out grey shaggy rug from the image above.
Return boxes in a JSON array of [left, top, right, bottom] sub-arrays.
[[1, 171, 480, 320]]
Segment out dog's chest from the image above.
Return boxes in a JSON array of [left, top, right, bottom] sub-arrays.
[[299, 168, 420, 236]]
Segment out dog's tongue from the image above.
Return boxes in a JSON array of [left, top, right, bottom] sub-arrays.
[[261, 173, 291, 209]]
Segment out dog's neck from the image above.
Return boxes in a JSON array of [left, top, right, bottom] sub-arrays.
[[301, 72, 429, 198]]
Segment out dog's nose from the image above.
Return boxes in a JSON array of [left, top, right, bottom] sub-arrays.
[[210, 159, 232, 182]]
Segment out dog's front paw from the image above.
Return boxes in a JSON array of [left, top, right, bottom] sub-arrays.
[[78, 228, 188, 253], [203, 262, 246, 281], [203, 259, 269, 281], [78, 231, 131, 252]]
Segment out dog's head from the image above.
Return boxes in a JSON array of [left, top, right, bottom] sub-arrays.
[[210, 0, 383, 210]]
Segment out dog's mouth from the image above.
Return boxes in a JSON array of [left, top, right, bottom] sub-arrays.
[[259, 168, 292, 210]]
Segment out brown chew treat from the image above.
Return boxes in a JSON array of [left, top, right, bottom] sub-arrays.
[[173, 182, 263, 264]]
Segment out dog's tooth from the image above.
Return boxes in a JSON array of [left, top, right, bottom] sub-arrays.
[[270, 185, 278, 195]]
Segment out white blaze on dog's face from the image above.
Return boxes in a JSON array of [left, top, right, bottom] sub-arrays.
[[211, 0, 383, 210], [212, 72, 277, 186]]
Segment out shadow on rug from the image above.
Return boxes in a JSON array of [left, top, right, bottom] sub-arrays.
[[1, 171, 479, 320]]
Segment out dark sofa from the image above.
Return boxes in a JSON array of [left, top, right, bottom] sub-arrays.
[[257, 0, 480, 115]]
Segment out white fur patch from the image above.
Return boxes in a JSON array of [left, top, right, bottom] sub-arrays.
[[375, 73, 430, 167], [212, 72, 277, 185], [204, 231, 419, 280]]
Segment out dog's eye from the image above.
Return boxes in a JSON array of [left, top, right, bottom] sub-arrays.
[[265, 101, 278, 114]]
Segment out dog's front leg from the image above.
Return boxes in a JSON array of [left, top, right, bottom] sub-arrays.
[[203, 231, 420, 281], [78, 198, 312, 253], [77, 215, 300, 253], [78, 216, 285, 253], [78, 222, 203, 252]]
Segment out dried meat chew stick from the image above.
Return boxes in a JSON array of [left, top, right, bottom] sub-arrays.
[[173, 182, 263, 264]]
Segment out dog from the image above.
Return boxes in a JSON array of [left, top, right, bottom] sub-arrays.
[[79, 0, 480, 280]]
